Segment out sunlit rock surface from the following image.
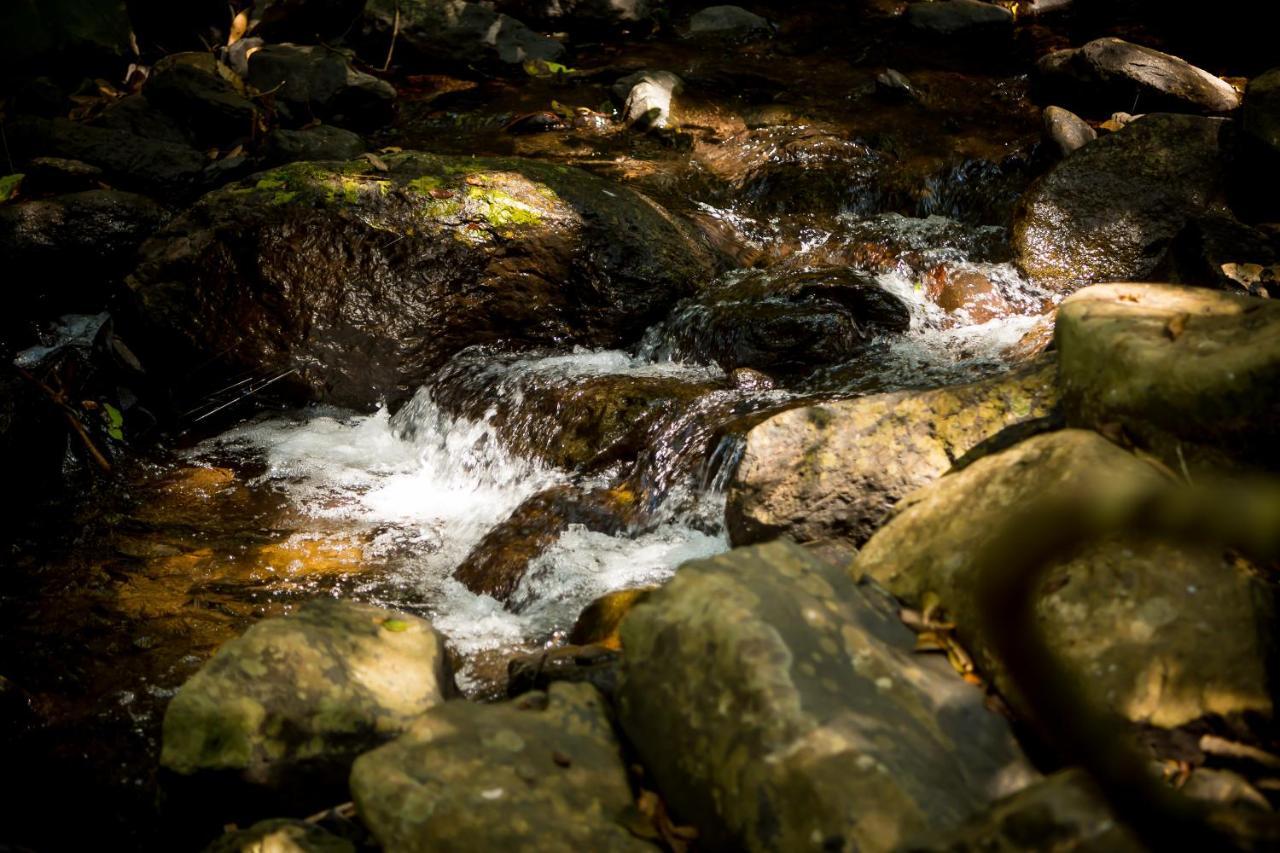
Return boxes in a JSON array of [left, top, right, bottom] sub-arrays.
[[617, 540, 1037, 852], [1012, 114, 1225, 290], [727, 362, 1057, 547], [350, 682, 651, 852], [161, 599, 453, 790], [852, 429, 1275, 728], [128, 152, 722, 408], [1056, 283, 1280, 473]]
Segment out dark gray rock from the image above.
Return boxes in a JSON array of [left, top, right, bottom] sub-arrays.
[[264, 125, 367, 164], [1036, 38, 1241, 115], [688, 5, 771, 35], [21, 157, 104, 194], [246, 44, 396, 129], [363, 0, 565, 66], [905, 0, 1013, 36], [145, 52, 258, 146]]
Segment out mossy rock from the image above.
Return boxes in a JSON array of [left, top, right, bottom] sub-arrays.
[[128, 152, 723, 408]]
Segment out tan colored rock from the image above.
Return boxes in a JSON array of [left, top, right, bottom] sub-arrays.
[[161, 599, 453, 785], [350, 682, 651, 852], [618, 540, 1037, 852], [852, 430, 1274, 728], [726, 363, 1057, 546], [1056, 283, 1280, 472]]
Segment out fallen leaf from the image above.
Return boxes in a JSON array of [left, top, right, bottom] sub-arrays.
[[228, 10, 249, 46]]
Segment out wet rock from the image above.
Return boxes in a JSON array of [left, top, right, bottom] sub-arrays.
[[363, 0, 564, 67], [246, 44, 395, 130], [204, 819, 355, 853], [20, 157, 104, 194], [568, 587, 655, 648], [905, 0, 1013, 37], [1042, 105, 1095, 159], [1166, 213, 1279, 297], [875, 68, 916, 102], [127, 153, 721, 407], [160, 599, 453, 809], [730, 366, 775, 391], [688, 5, 771, 35], [727, 363, 1056, 547], [1002, 311, 1055, 361], [613, 70, 683, 130], [8, 116, 208, 199], [1055, 283, 1280, 472], [1035, 38, 1241, 115], [453, 485, 635, 603], [905, 769, 1142, 852], [1011, 113, 1226, 290], [618, 540, 1037, 852], [506, 644, 621, 698], [922, 264, 1013, 323], [649, 267, 910, 373], [350, 682, 651, 852], [90, 94, 194, 147], [852, 429, 1275, 728], [0, 0, 133, 71], [145, 53, 258, 147], [0, 190, 169, 319], [264, 125, 367, 165]]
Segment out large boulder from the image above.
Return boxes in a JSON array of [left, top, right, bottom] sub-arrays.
[[127, 153, 722, 407], [1035, 38, 1241, 116], [852, 429, 1275, 728], [350, 682, 652, 852], [1011, 113, 1226, 290], [617, 540, 1037, 852], [647, 267, 911, 374], [1055, 283, 1280, 472], [0, 190, 169, 319], [363, 0, 564, 67], [246, 44, 396, 130], [726, 363, 1057, 547], [160, 600, 453, 810]]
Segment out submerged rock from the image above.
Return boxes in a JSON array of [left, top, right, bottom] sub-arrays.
[[128, 153, 721, 407], [363, 0, 564, 66], [160, 600, 453, 809], [852, 429, 1275, 728], [1042, 105, 1096, 159], [1055, 283, 1280, 472], [726, 363, 1057, 547], [350, 682, 651, 852], [246, 44, 396, 130], [617, 540, 1037, 852], [648, 267, 910, 374], [1012, 113, 1226, 290], [1036, 38, 1241, 115]]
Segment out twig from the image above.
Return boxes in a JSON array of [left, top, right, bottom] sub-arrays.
[[16, 366, 112, 474], [191, 368, 298, 422], [380, 2, 401, 72]]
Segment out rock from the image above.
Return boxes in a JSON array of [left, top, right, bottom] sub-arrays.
[[1011, 113, 1226, 290], [1240, 68, 1280, 218], [264, 125, 367, 165], [246, 44, 396, 130], [1166, 213, 1279, 297], [497, 0, 652, 32], [127, 153, 722, 407], [20, 157, 104, 194], [204, 819, 355, 853], [91, 94, 194, 146], [905, 769, 1142, 852], [617, 540, 1037, 852], [613, 70, 683, 130], [569, 587, 654, 648], [247, 0, 368, 42], [688, 5, 771, 35], [506, 644, 621, 698], [0, 0, 133, 72], [852, 429, 1275, 728], [726, 362, 1057, 547], [921, 264, 1013, 323], [1035, 38, 1241, 115], [160, 599, 453, 810], [350, 682, 651, 852], [875, 68, 916, 102], [0, 190, 170, 319], [1055, 283, 1280, 472], [648, 267, 910, 374], [1042, 105, 1096, 158], [363, 0, 565, 67], [9, 116, 208, 199], [905, 0, 1013, 37], [144, 52, 258, 146], [1243, 68, 1280, 158], [1002, 311, 1055, 361]]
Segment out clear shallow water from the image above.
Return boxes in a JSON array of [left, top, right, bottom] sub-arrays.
[[183, 211, 1052, 688]]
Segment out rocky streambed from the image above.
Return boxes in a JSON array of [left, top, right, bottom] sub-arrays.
[[2, 1, 1279, 851]]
